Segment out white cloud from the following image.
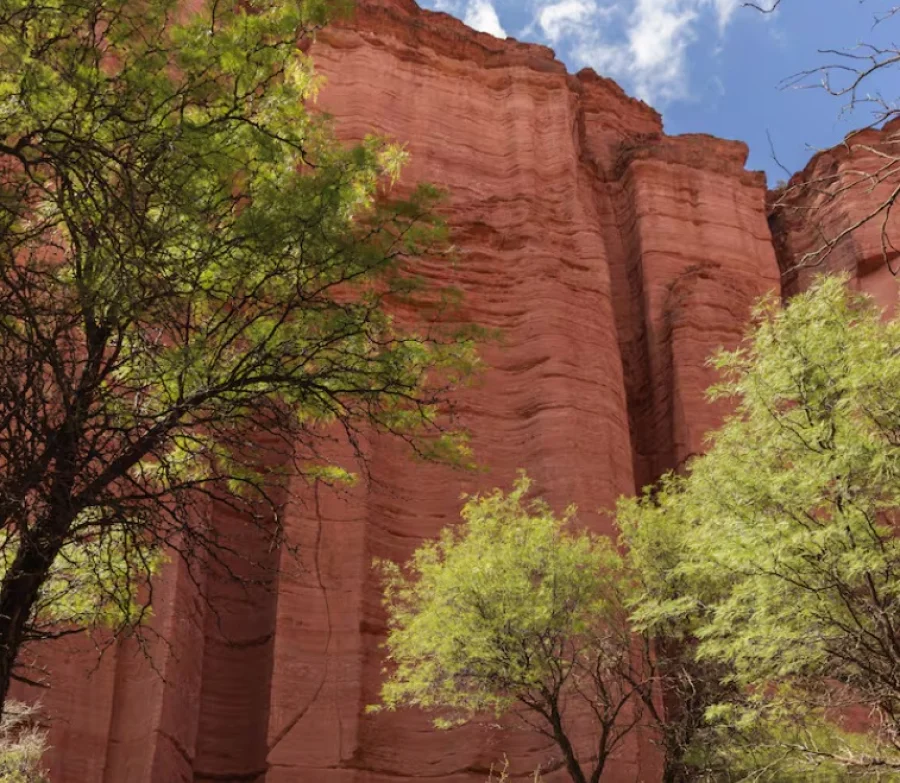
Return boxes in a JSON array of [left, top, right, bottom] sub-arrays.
[[630, 1, 697, 84], [423, 0, 464, 16], [536, 0, 601, 44], [532, 0, 743, 104], [422, 0, 748, 104], [464, 0, 507, 37], [712, 0, 740, 29]]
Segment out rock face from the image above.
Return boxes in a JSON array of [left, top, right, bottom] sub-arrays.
[[17, 0, 895, 781], [770, 117, 900, 310]]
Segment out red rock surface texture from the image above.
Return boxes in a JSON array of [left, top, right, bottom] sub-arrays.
[[16, 0, 896, 781], [769, 117, 900, 311]]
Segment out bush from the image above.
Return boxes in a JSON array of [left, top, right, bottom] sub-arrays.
[[0, 703, 48, 783]]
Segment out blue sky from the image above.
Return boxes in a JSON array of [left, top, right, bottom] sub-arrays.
[[419, 0, 897, 183]]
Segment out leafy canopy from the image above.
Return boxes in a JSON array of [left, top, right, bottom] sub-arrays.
[[375, 474, 644, 783], [0, 0, 478, 691], [619, 275, 900, 777]]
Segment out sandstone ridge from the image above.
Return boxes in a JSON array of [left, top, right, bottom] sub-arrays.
[[12, 1, 893, 782]]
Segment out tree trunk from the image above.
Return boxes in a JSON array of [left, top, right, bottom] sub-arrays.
[[548, 704, 588, 783], [0, 513, 72, 717], [662, 759, 685, 783]]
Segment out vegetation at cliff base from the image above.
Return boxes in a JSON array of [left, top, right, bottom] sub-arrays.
[[0, 703, 47, 783], [377, 276, 900, 782], [0, 0, 479, 715], [620, 275, 900, 779], [373, 473, 647, 783]]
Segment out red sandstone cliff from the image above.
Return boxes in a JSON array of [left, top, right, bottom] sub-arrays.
[[11, 1, 871, 781], [770, 117, 900, 309]]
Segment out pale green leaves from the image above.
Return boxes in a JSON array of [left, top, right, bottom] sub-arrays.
[[619, 275, 900, 775], [374, 473, 626, 727], [0, 524, 163, 631]]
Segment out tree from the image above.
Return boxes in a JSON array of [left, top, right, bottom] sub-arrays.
[[373, 474, 649, 783], [748, 0, 900, 274], [0, 0, 479, 713], [618, 483, 742, 783], [619, 276, 900, 778]]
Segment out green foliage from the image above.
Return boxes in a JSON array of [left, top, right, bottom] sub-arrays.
[[375, 473, 624, 723], [0, 0, 479, 693], [619, 275, 900, 777], [0, 525, 163, 631], [694, 700, 900, 782], [375, 474, 642, 783]]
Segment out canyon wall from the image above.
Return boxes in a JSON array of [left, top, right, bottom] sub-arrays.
[[769, 117, 900, 310], [14, 1, 895, 781]]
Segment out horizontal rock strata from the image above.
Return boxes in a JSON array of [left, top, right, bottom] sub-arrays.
[[18, 1, 895, 781], [770, 117, 900, 310]]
